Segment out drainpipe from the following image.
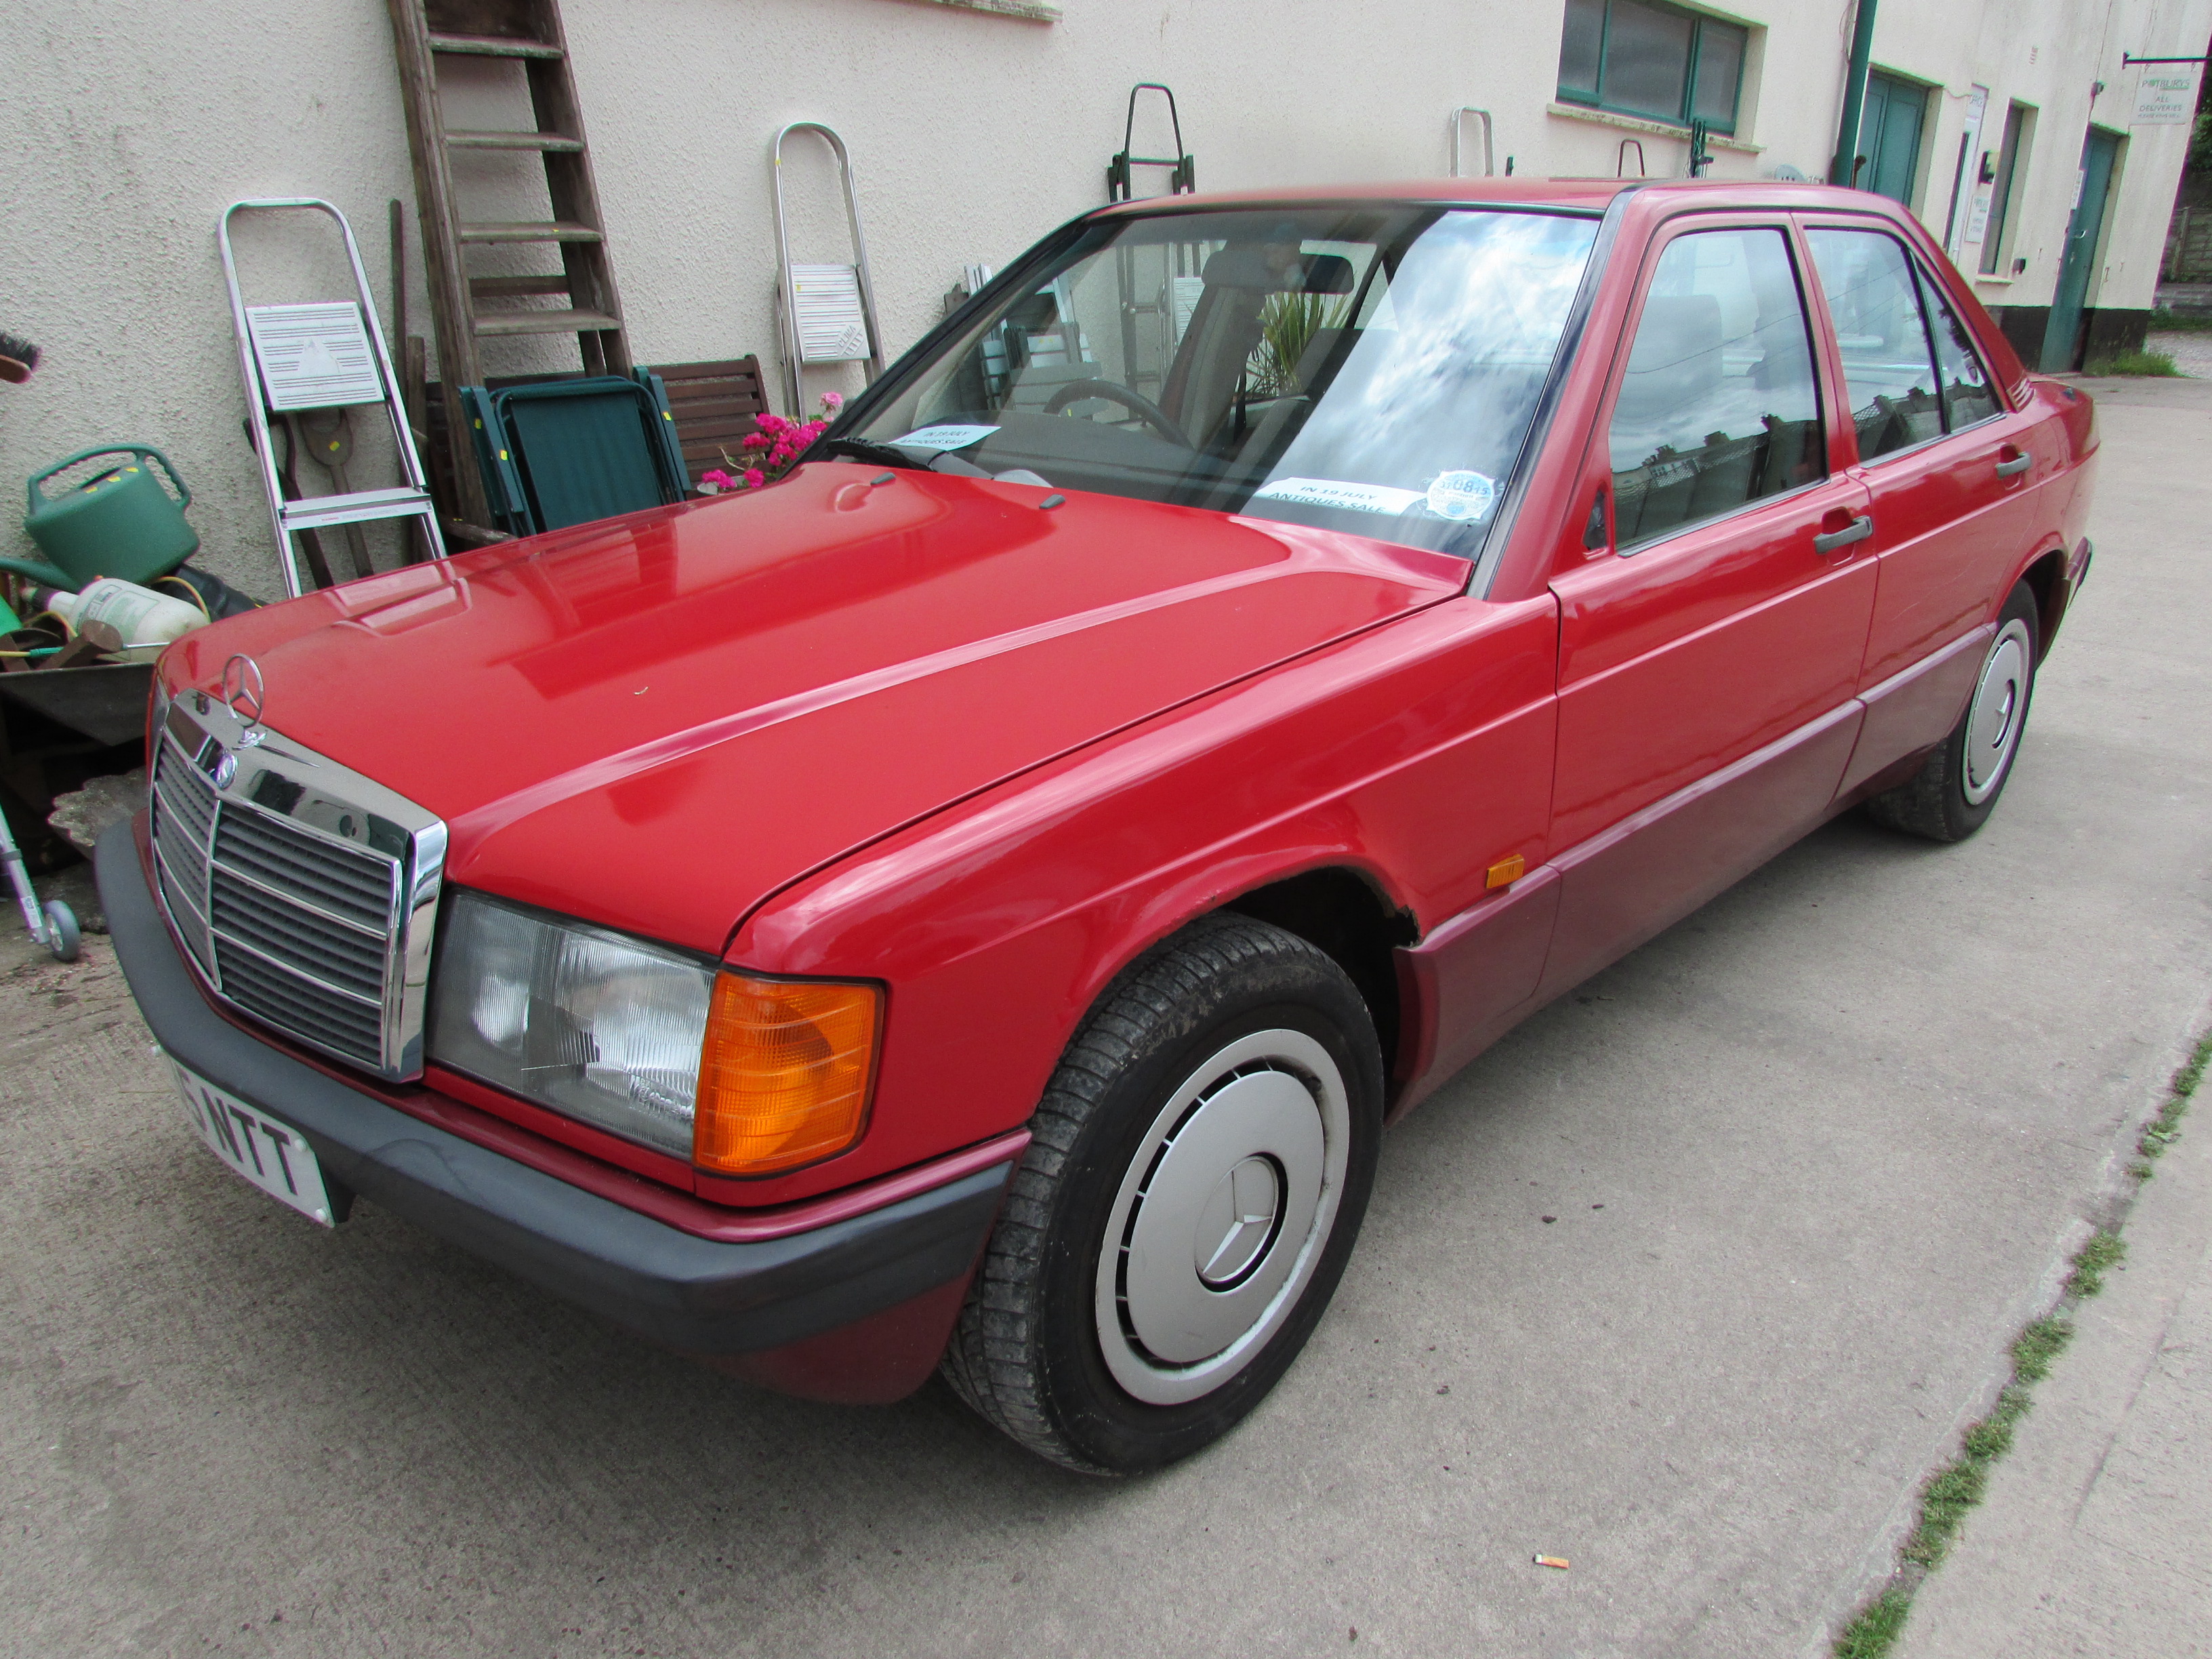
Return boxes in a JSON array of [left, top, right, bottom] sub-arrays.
[[1829, 0, 1880, 185]]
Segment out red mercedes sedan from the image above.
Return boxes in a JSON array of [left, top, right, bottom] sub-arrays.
[[105, 178, 2095, 1474]]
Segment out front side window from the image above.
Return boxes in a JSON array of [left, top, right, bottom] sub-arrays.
[[843, 206, 1601, 560], [1557, 0, 1748, 134], [1805, 228, 1942, 462], [1607, 227, 1825, 548]]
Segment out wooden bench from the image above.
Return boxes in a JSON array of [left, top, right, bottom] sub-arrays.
[[647, 356, 770, 487]]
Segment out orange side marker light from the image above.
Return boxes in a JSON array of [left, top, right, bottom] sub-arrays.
[[694, 973, 882, 1176], [1486, 854, 1527, 890]]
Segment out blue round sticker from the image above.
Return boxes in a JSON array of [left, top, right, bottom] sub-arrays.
[[1426, 470, 1497, 522]]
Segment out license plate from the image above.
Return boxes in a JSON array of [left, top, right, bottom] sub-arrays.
[[171, 1060, 337, 1227]]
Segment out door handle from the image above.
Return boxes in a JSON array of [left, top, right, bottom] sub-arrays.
[[1995, 452, 2032, 477], [1813, 514, 1874, 554]]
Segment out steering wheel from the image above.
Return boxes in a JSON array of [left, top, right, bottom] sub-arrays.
[[1040, 377, 1191, 447]]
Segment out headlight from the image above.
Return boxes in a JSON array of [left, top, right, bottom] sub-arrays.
[[427, 890, 880, 1175]]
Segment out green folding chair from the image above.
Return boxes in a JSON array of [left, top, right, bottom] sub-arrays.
[[461, 374, 688, 537]]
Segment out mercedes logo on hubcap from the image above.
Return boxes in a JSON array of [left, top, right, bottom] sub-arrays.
[[1195, 1155, 1284, 1290]]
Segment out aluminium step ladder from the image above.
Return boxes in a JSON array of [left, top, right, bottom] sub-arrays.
[[383, 0, 631, 525], [218, 199, 448, 598], [771, 123, 885, 418], [1449, 108, 1496, 178]]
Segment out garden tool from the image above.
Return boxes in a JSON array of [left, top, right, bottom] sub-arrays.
[[0, 801, 79, 961]]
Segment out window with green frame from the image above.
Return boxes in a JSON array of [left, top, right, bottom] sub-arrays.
[[1557, 0, 1748, 135]]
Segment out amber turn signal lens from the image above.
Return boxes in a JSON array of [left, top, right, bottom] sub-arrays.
[[693, 973, 882, 1176]]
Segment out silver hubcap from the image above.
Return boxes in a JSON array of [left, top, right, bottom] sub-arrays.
[[1095, 1029, 1350, 1406], [1963, 619, 2032, 805]]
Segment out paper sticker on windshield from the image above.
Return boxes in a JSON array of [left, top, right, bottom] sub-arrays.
[[893, 424, 1000, 452], [1250, 477, 1427, 516], [1425, 470, 1498, 522]]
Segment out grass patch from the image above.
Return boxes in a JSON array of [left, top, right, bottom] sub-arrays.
[[2011, 1314, 2074, 1380], [2135, 1032, 2210, 1176], [1830, 1231, 2114, 1653], [2065, 1231, 2125, 1298], [1834, 1589, 1912, 1658], [2148, 312, 2212, 333], [1835, 1029, 2211, 1654], [2083, 348, 2179, 376]]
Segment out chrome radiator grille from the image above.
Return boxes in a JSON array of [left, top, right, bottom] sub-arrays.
[[148, 694, 446, 1080]]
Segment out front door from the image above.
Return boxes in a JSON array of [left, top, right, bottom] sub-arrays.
[[2041, 127, 2123, 371], [1541, 218, 1877, 996], [1860, 71, 1929, 205]]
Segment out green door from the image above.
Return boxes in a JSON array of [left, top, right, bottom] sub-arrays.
[[2041, 128, 2123, 371], [1858, 71, 1926, 203]]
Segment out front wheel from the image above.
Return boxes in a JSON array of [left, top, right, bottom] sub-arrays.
[[1867, 583, 2041, 844], [942, 914, 1382, 1474]]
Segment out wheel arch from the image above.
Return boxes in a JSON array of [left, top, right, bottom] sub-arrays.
[[2015, 542, 2070, 659], [1220, 864, 1420, 1075]]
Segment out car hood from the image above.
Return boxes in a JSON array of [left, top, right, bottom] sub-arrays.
[[160, 463, 1469, 954]]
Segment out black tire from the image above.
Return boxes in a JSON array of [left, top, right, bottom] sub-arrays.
[[942, 913, 1383, 1475], [1866, 583, 2041, 844]]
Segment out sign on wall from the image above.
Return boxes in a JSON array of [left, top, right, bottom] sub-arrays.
[[2133, 64, 2201, 124], [1947, 86, 1990, 258]]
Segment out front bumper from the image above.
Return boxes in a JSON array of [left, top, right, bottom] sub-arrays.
[[96, 820, 1009, 1396]]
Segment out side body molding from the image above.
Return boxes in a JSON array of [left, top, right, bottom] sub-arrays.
[[1838, 622, 1994, 798], [1391, 866, 1561, 1120], [1392, 701, 1867, 1111], [1389, 607, 2011, 1113]]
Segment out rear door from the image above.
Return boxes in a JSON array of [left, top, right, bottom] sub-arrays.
[[1541, 215, 1877, 994], [1799, 220, 2045, 789]]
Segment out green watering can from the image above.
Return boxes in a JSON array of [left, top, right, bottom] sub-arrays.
[[9, 445, 198, 590]]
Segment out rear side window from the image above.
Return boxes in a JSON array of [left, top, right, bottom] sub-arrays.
[[1607, 227, 1826, 548], [1805, 228, 1941, 461], [1915, 266, 2001, 429]]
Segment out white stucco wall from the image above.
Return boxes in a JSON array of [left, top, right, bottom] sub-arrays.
[[2, 0, 2201, 597]]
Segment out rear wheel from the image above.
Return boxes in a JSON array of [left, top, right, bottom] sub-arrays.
[[1867, 583, 2040, 843], [943, 914, 1382, 1474]]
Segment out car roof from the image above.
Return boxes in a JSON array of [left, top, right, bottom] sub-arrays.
[[1094, 178, 1908, 220]]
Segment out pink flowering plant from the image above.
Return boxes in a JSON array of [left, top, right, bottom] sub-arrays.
[[697, 391, 844, 494]]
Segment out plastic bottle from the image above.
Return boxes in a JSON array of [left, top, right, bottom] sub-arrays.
[[34, 577, 209, 662]]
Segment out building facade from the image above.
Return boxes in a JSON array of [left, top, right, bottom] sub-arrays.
[[4, 0, 2204, 592]]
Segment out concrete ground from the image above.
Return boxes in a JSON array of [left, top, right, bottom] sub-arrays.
[[3, 380, 2209, 1658], [1893, 1016, 2212, 1658], [2147, 327, 2212, 378]]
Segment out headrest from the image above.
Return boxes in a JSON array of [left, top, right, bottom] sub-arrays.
[[1200, 247, 1356, 294], [1614, 293, 1723, 426]]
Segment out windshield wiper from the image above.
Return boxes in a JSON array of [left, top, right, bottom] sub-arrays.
[[815, 435, 933, 471], [815, 434, 1048, 487]]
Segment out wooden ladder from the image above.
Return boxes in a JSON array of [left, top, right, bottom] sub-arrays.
[[384, 0, 630, 525]]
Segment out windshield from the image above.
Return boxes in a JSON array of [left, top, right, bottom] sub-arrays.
[[842, 205, 1601, 558]]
